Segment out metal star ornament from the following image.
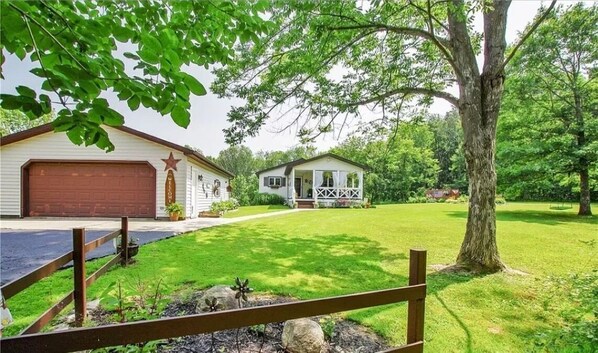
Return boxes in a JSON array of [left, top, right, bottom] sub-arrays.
[[162, 152, 181, 171]]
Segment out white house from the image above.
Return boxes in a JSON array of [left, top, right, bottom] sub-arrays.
[[256, 153, 367, 208], [0, 124, 233, 219]]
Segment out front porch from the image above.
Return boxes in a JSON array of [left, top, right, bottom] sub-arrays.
[[289, 168, 364, 207]]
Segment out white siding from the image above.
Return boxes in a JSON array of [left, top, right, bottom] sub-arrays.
[[184, 160, 230, 218], [0, 127, 229, 218], [257, 166, 289, 199]]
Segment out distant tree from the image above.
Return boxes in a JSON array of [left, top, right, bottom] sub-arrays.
[[0, 0, 271, 151], [499, 4, 597, 215], [0, 108, 53, 136], [215, 145, 255, 177], [331, 123, 438, 202], [254, 145, 317, 171], [427, 110, 466, 190]]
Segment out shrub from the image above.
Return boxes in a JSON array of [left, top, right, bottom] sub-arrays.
[[495, 196, 507, 205], [210, 200, 239, 213], [457, 195, 469, 203], [251, 193, 286, 205], [531, 271, 597, 353]]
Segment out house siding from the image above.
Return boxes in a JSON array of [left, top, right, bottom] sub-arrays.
[[0, 126, 230, 218], [257, 166, 289, 199], [184, 160, 230, 218]]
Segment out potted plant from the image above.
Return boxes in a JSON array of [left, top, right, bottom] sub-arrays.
[[116, 237, 140, 259], [165, 202, 184, 221]]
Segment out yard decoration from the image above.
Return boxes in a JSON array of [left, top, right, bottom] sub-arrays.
[[116, 237, 140, 260], [165, 202, 184, 221]]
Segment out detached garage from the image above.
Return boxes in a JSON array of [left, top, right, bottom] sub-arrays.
[[0, 124, 233, 219]]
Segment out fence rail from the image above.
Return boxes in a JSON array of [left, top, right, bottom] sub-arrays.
[[1, 249, 427, 353], [1, 217, 130, 335]]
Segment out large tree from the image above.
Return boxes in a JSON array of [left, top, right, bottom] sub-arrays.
[[213, 0, 557, 272], [499, 4, 597, 216], [0, 0, 271, 150]]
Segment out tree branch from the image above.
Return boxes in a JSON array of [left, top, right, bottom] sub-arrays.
[[325, 22, 459, 79], [346, 87, 459, 107], [498, 0, 557, 72]]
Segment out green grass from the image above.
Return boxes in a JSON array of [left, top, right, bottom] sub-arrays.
[[4, 203, 596, 353], [222, 204, 289, 218]]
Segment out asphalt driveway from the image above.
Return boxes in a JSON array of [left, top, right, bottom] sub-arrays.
[[0, 209, 307, 285], [0, 229, 173, 285]]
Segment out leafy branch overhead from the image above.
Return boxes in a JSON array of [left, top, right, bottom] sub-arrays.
[[0, 0, 273, 151]]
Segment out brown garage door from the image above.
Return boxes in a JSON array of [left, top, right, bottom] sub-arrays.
[[26, 162, 156, 218]]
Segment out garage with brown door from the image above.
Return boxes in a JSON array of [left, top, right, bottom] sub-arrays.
[[23, 161, 156, 218]]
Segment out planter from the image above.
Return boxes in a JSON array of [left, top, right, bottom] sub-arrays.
[[199, 211, 222, 218], [117, 244, 139, 258], [169, 212, 180, 221]]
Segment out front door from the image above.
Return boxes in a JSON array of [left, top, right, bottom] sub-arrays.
[[294, 177, 302, 198]]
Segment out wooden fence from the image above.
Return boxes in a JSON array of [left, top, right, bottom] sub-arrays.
[[1, 217, 130, 335], [1, 245, 426, 353]]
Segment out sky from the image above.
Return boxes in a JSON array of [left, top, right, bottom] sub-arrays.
[[0, 1, 580, 157]]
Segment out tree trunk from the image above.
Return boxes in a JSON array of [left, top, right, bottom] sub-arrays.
[[574, 91, 592, 216], [578, 164, 592, 216], [456, 98, 506, 272]]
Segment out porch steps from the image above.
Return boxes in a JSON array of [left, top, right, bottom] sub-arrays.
[[296, 200, 315, 209]]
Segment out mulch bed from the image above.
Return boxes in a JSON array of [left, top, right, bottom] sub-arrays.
[[156, 291, 390, 353], [86, 289, 390, 353]]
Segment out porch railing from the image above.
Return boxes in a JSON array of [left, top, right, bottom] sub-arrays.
[[315, 187, 361, 199]]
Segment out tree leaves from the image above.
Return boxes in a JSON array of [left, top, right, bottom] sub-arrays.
[[0, 0, 272, 151]]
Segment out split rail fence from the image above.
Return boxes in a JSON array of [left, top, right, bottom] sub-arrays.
[[2, 240, 427, 353], [1, 217, 131, 335]]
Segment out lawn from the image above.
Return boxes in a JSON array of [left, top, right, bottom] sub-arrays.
[[222, 204, 289, 218], [4, 203, 596, 352]]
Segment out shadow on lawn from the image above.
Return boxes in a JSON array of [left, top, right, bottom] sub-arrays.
[[446, 209, 595, 226]]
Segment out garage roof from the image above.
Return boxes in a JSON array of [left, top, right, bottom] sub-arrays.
[[0, 124, 234, 178]]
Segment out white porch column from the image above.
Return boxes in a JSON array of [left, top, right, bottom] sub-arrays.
[[291, 168, 295, 205], [359, 171, 364, 200], [336, 170, 340, 198], [313, 169, 317, 202]]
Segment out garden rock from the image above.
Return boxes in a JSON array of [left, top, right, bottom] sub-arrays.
[[282, 318, 326, 353], [198, 285, 239, 312]]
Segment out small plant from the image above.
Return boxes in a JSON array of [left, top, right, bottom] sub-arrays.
[[99, 277, 169, 323], [320, 316, 336, 341], [166, 202, 184, 220]]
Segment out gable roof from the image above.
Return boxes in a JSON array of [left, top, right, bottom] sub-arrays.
[[0, 123, 234, 178], [256, 153, 368, 176]]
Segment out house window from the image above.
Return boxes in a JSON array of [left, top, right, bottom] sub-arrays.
[[268, 177, 283, 187], [321, 171, 334, 187], [347, 172, 359, 188]]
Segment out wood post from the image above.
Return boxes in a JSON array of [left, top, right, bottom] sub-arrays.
[[73, 228, 86, 327], [121, 217, 129, 266], [407, 249, 426, 345]]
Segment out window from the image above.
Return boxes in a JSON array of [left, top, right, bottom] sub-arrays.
[[268, 177, 283, 187], [347, 172, 359, 188], [321, 171, 334, 187]]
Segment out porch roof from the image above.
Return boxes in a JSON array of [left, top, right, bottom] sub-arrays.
[[254, 153, 368, 176]]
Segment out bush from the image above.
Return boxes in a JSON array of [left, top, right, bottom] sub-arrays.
[[407, 196, 428, 204], [251, 193, 286, 205], [495, 196, 507, 205], [165, 202, 184, 215], [209, 199, 239, 213], [531, 271, 597, 353]]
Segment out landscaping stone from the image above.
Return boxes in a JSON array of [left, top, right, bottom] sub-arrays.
[[282, 318, 327, 353], [198, 285, 239, 311]]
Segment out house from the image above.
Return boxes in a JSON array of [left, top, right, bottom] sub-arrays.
[[256, 153, 367, 208], [0, 124, 233, 219]]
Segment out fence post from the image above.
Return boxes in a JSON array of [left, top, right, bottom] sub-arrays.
[[73, 228, 86, 327], [407, 248, 427, 344], [121, 217, 129, 266]]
